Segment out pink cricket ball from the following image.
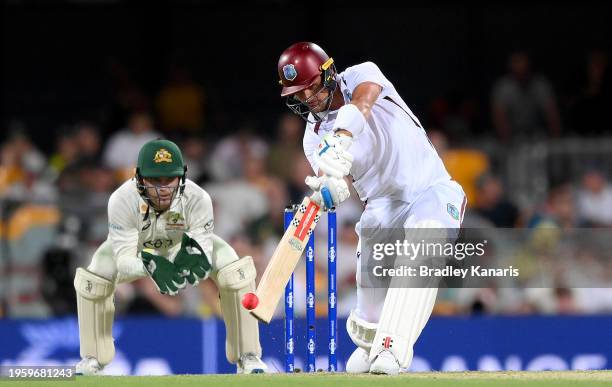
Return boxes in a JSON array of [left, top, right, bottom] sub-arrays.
[[241, 292, 259, 310]]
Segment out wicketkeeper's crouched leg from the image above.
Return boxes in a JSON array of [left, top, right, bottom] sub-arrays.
[[74, 268, 115, 367], [74, 240, 120, 370], [74, 239, 148, 372], [210, 235, 263, 368]]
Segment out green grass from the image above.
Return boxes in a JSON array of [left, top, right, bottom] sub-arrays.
[[1, 371, 611, 387]]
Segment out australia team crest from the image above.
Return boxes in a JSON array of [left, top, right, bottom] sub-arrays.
[[166, 211, 185, 229], [153, 148, 173, 163]]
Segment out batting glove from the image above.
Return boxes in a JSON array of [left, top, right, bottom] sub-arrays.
[[306, 175, 350, 210], [313, 134, 353, 179]]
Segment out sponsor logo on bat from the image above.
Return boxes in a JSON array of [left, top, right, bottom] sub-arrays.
[[293, 201, 320, 241], [288, 237, 302, 251]]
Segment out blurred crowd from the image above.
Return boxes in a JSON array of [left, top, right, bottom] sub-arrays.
[[0, 49, 611, 320]]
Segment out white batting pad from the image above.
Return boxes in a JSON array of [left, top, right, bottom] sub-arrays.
[[74, 268, 116, 366], [216, 255, 261, 364], [369, 287, 438, 368]]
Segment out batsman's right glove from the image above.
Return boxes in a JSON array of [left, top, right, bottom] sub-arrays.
[[306, 175, 350, 210]]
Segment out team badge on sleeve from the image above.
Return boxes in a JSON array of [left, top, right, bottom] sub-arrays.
[[447, 203, 460, 220], [153, 148, 173, 163], [203, 220, 214, 232], [283, 64, 298, 81]]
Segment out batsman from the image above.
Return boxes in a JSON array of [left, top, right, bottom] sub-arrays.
[[278, 42, 467, 374], [73, 139, 267, 374]]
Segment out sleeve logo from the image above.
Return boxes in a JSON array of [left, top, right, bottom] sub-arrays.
[[109, 223, 124, 231], [447, 203, 460, 220], [203, 220, 214, 231]]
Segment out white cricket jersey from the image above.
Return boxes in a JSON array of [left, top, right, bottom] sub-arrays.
[[303, 62, 451, 203], [106, 178, 214, 264]]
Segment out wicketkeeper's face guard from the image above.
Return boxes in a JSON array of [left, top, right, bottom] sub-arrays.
[[136, 175, 185, 212]]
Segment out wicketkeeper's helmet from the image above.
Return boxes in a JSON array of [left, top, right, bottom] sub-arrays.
[[135, 139, 187, 208]]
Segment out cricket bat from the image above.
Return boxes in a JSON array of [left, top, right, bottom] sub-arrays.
[[247, 196, 322, 323]]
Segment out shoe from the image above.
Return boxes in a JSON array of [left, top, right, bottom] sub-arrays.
[[369, 350, 400, 375], [237, 353, 268, 374], [75, 356, 103, 375], [346, 347, 371, 373]]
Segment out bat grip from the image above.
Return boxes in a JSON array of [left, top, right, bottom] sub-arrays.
[[321, 186, 333, 209]]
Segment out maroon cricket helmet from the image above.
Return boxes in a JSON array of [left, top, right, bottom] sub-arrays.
[[278, 42, 335, 97]]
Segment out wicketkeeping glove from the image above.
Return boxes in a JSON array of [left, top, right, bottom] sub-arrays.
[[174, 233, 212, 286], [140, 250, 187, 296]]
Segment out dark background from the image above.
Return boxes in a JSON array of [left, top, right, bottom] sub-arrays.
[[3, 1, 611, 152]]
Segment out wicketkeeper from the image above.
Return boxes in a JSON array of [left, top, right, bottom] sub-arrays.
[[74, 139, 267, 374]]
